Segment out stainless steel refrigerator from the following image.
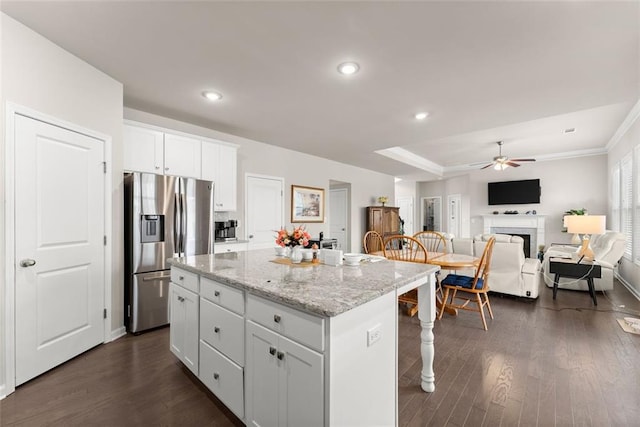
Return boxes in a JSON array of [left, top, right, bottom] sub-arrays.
[[124, 172, 214, 333]]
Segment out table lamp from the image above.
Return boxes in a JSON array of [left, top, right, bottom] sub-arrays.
[[563, 215, 583, 245], [566, 215, 606, 261]]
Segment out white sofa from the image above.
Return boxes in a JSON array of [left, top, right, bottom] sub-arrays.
[[542, 231, 625, 291], [450, 234, 541, 298]]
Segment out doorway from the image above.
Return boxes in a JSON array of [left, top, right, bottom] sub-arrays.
[[245, 174, 284, 250], [5, 105, 111, 394], [396, 197, 414, 236], [421, 196, 441, 232], [447, 194, 462, 237], [329, 184, 350, 252]]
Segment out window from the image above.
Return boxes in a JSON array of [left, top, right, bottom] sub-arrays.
[[621, 154, 633, 259], [635, 146, 640, 263], [611, 164, 620, 233]]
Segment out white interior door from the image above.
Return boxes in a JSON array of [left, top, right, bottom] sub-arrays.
[[15, 114, 105, 385], [396, 197, 414, 236], [447, 194, 462, 237], [246, 175, 284, 249], [329, 188, 348, 251]]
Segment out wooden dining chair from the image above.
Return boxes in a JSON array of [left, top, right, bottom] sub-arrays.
[[413, 231, 448, 300], [437, 236, 496, 330], [383, 235, 428, 316], [363, 230, 384, 254], [413, 231, 448, 253]]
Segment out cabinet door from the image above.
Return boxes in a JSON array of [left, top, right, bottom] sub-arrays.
[[278, 334, 324, 427], [383, 208, 400, 235], [123, 124, 164, 173], [246, 321, 280, 427], [164, 133, 202, 178], [216, 144, 237, 211], [169, 283, 199, 375], [200, 141, 218, 182]]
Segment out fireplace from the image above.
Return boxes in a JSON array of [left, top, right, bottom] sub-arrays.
[[482, 214, 545, 258]]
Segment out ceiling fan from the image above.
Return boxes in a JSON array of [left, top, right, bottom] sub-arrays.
[[481, 141, 536, 170]]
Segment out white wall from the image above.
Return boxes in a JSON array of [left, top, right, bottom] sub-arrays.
[[417, 155, 608, 246], [608, 102, 640, 297], [0, 13, 123, 396], [124, 108, 396, 254]]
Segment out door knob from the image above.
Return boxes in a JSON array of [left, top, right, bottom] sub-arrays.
[[20, 259, 36, 267], [249, 235, 254, 239]]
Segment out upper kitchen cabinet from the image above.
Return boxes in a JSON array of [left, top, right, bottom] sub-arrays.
[[163, 133, 202, 178], [123, 124, 164, 174], [202, 141, 238, 211], [123, 122, 202, 179]]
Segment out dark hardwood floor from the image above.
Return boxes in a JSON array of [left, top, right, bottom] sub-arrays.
[[2, 279, 639, 426]]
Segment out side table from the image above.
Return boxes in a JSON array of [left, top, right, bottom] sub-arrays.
[[548, 257, 602, 305]]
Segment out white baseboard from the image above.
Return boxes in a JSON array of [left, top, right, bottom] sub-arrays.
[[616, 273, 640, 301], [108, 326, 127, 342]]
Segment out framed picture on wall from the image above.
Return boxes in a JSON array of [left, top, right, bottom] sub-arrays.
[[291, 185, 325, 223]]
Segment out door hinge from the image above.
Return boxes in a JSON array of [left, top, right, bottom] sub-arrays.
[[103, 308, 107, 319], [104, 235, 107, 246], [103, 162, 107, 173]]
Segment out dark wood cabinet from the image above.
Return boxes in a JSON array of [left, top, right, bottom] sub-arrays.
[[366, 206, 400, 239]]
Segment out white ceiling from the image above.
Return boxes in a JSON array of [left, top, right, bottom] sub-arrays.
[[2, 1, 639, 181]]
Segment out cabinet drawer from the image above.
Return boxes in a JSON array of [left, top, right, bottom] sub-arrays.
[[171, 268, 199, 293], [199, 340, 244, 420], [200, 277, 244, 314], [247, 294, 324, 352], [200, 298, 244, 365]]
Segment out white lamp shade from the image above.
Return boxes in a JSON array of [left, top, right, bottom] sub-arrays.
[[566, 215, 606, 235]]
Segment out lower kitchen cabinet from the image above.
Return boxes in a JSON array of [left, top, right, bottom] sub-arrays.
[[245, 321, 324, 427], [169, 282, 199, 376], [199, 340, 245, 418]]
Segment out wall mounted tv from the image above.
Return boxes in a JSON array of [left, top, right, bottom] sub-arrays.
[[488, 179, 541, 205]]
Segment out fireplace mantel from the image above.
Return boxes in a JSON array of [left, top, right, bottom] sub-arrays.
[[482, 214, 546, 252]]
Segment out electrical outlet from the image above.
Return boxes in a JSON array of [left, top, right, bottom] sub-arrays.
[[367, 324, 382, 347]]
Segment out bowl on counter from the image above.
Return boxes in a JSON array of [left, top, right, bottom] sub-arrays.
[[301, 248, 313, 261], [274, 246, 286, 256], [343, 253, 363, 266]]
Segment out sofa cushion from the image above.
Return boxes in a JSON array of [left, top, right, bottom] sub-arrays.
[[442, 274, 484, 290]]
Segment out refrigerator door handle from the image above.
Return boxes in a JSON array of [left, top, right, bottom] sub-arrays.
[[173, 195, 180, 256], [181, 192, 187, 256]]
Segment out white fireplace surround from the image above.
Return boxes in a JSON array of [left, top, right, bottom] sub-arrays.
[[482, 215, 546, 256]]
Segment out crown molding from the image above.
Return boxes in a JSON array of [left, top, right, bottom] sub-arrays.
[[606, 98, 640, 151]]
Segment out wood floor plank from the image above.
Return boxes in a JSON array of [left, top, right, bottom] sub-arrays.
[[2, 278, 639, 427]]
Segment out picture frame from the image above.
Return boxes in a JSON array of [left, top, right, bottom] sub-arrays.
[[291, 185, 325, 223]]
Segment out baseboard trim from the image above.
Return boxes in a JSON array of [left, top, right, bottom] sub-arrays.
[[109, 326, 127, 342], [616, 273, 640, 301]]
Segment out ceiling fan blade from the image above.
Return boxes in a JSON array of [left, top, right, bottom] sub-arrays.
[[506, 161, 521, 167], [480, 163, 494, 170], [509, 158, 536, 162]]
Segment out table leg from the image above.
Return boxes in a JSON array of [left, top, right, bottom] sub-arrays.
[[587, 278, 598, 305], [553, 273, 560, 300], [417, 275, 435, 393]]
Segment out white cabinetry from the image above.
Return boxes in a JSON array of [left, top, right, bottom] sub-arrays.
[[123, 123, 202, 179], [202, 141, 237, 211], [245, 295, 324, 427], [213, 242, 248, 254], [169, 279, 199, 376]]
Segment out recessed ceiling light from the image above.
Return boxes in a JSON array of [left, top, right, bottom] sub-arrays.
[[203, 91, 223, 101], [337, 62, 359, 75], [414, 112, 429, 120]]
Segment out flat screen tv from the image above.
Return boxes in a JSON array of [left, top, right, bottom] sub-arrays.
[[488, 179, 540, 205]]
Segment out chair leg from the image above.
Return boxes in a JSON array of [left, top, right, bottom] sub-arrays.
[[476, 293, 488, 331], [407, 303, 418, 317], [438, 287, 450, 320], [484, 292, 494, 319]]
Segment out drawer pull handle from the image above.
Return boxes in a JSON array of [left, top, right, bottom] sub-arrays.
[[214, 290, 220, 297], [277, 351, 285, 361], [213, 373, 219, 380], [273, 314, 281, 323], [269, 346, 276, 356], [214, 326, 220, 333]]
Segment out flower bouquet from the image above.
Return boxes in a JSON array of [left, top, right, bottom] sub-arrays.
[[275, 225, 311, 248]]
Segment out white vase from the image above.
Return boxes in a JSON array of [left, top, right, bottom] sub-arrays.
[[290, 246, 303, 264]]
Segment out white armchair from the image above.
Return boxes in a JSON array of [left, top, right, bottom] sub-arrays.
[[473, 234, 541, 298], [542, 231, 625, 291]]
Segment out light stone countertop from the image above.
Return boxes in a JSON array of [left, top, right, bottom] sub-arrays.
[[168, 249, 439, 317]]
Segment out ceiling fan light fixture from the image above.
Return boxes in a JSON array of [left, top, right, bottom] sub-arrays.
[[494, 163, 508, 171], [414, 112, 429, 120], [337, 62, 360, 75]]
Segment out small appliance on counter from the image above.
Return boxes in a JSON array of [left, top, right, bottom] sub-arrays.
[[215, 220, 238, 241]]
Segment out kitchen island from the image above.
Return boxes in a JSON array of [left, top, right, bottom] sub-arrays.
[[167, 249, 439, 426]]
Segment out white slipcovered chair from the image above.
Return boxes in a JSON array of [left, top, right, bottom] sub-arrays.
[[542, 231, 625, 291], [473, 234, 541, 298]]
